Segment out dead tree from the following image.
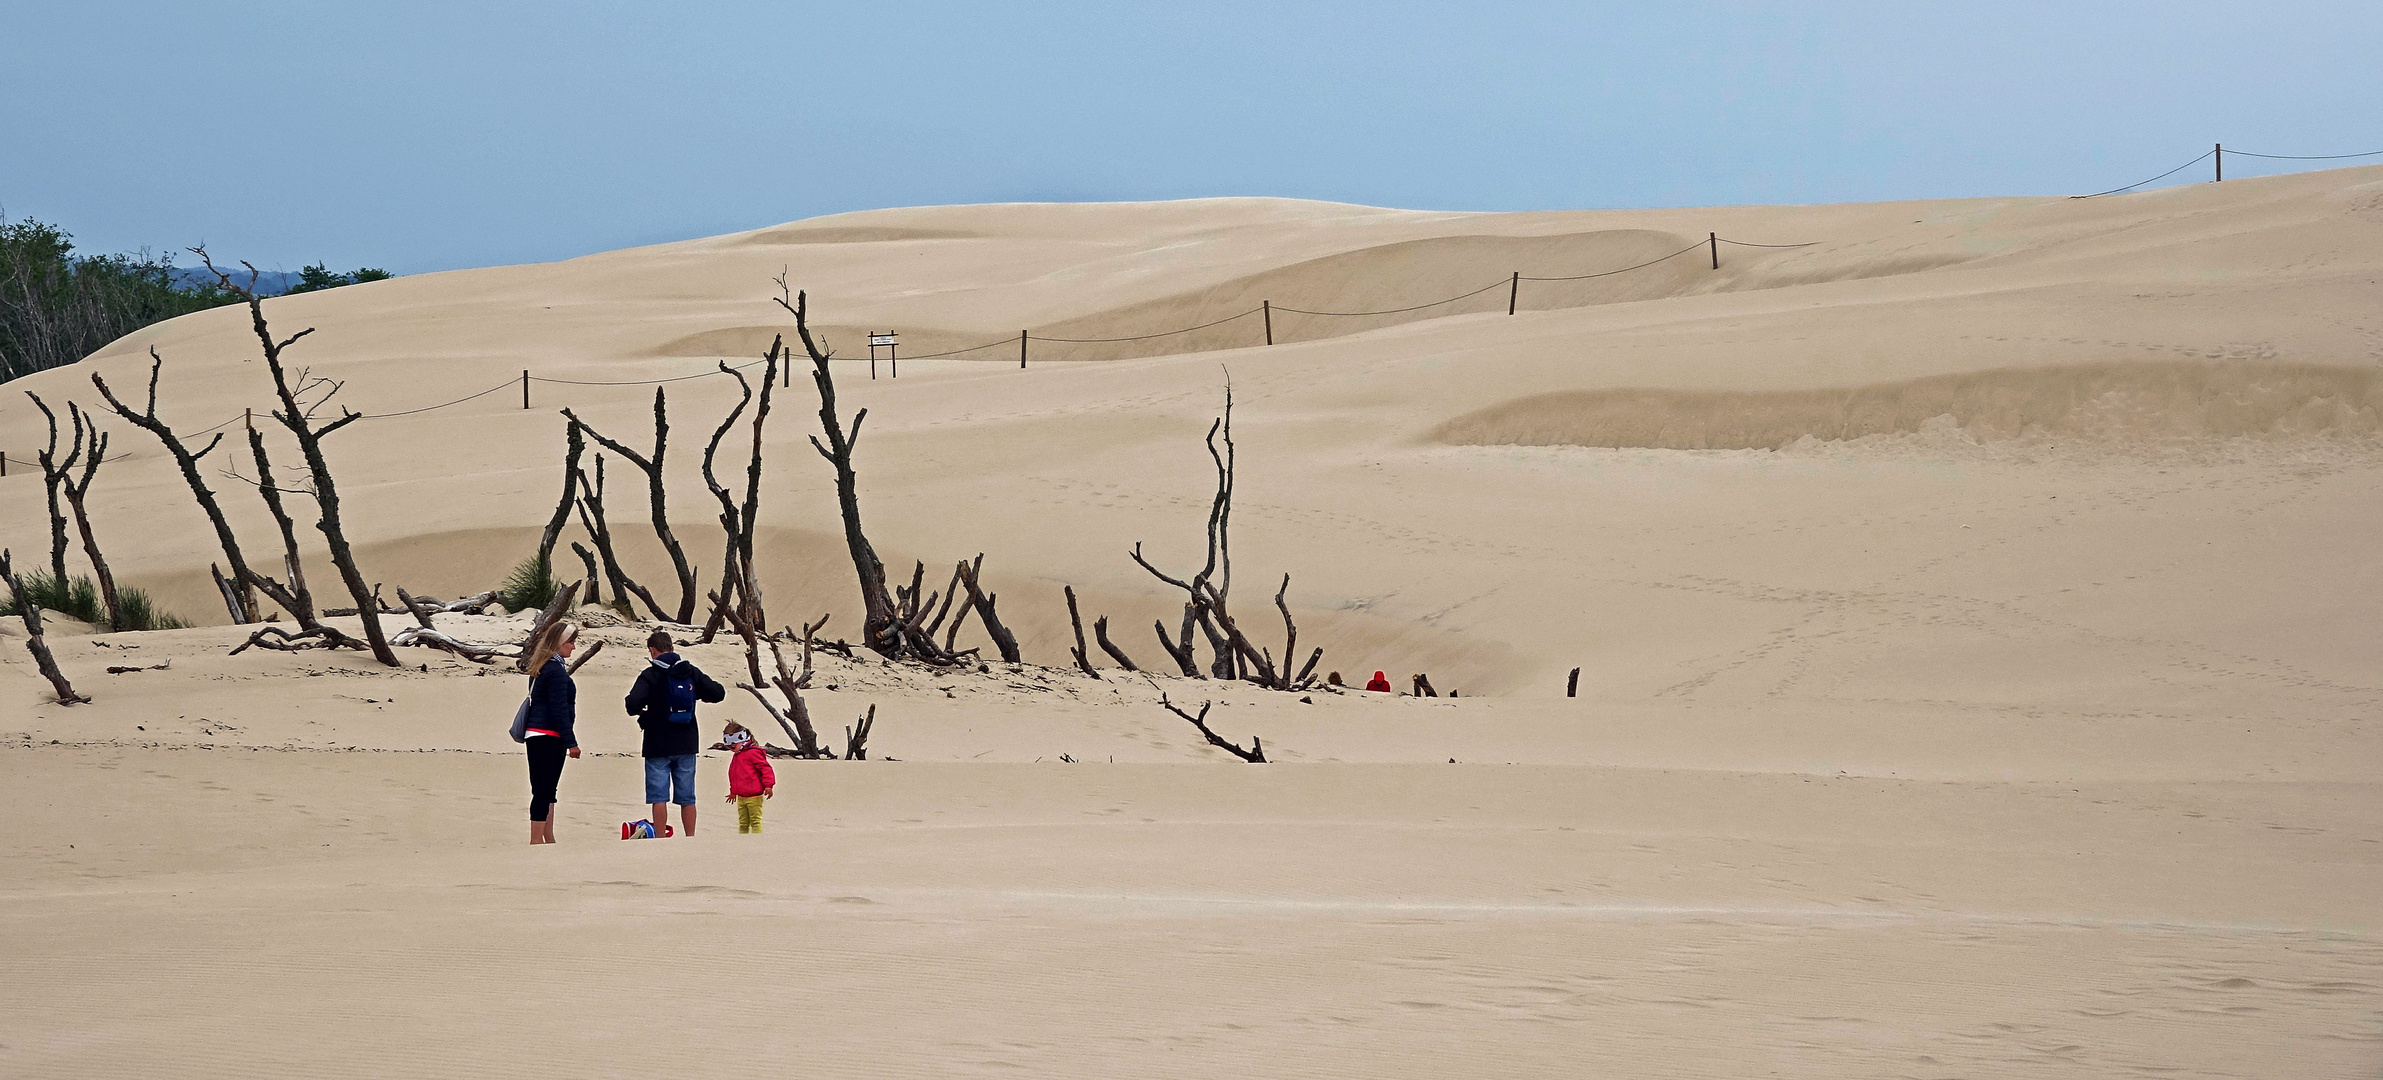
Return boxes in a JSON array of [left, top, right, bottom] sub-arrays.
[[93, 349, 260, 623], [1093, 615, 1139, 672], [784, 286, 902, 657], [26, 392, 79, 588], [1157, 692, 1265, 762], [51, 403, 123, 629], [570, 455, 659, 616], [198, 251, 397, 666], [563, 390, 699, 624], [697, 346, 778, 643], [2, 548, 89, 704], [843, 704, 875, 760], [535, 421, 585, 577], [1062, 585, 1100, 677], [1130, 381, 1321, 690], [780, 284, 971, 664], [955, 555, 1021, 663]]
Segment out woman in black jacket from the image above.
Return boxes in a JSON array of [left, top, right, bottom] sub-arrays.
[[522, 621, 582, 844]]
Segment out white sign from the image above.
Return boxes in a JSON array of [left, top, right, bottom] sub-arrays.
[[869, 333, 898, 347]]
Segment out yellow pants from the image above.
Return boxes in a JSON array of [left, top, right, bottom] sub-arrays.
[[736, 795, 765, 834]]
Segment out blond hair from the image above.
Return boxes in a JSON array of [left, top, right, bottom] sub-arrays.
[[524, 620, 578, 677]]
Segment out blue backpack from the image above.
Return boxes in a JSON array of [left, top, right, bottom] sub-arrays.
[[666, 670, 698, 724]]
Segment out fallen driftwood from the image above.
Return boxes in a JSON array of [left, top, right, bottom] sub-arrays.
[[230, 624, 372, 656], [390, 625, 511, 664], [106, 659, 172, 675], [1157, 690, 1266, 763]]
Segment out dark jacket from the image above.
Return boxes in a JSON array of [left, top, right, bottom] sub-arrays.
[[526, 656, 578, 749], [625, 652, 725, 758]]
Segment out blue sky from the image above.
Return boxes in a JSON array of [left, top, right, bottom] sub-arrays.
[[3, 2, 2375, 274]]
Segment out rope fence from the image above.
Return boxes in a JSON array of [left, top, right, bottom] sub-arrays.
[[2075, 142, 2383, 198]]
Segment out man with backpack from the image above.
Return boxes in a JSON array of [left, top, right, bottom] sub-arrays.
[[625, 630, 727, 837]]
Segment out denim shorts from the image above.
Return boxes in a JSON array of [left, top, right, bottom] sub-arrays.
[[644, 754, 698, 805]]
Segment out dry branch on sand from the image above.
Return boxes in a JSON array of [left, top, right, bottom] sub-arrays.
[[2, 548, 89, 705], [1156, 691, 1266, 763]]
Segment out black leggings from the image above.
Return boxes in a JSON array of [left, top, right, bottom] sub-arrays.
[[527, 736, 568, 821]]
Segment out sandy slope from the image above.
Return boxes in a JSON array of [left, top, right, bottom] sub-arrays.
[[3, 167, 2381, 1077]]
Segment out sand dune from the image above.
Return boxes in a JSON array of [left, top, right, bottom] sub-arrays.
[[3, 167, 2380, 1077]]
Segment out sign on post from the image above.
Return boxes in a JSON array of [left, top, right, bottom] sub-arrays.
[[867, 331, 898, 379]]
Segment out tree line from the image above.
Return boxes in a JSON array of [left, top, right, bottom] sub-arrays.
[[0, 214, 388, 384]]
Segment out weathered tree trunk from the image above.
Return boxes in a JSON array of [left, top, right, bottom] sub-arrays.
[[564, 389, 700, 624], [92, 349, 258, 622], [697, 348, 776, 643], [569, 543, 602, 593], [1063, 585, 1100, 677], [198, 252, 396, 665], [1152, 603, 1201, 677], [536, 420, 585, 576], [56, 406, 122, 629], [572, 456, 664, 619], [2, 548, 89, 704], [783, 288, 905, 657], [843, 704, 875, 760], [1093, 615, 1139, 672], [956, 555, 1022, 663], [25, 392, 79, 589]]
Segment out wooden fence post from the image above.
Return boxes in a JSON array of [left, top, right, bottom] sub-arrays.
[[1567, 667, 1580, 698], [1263, 300, 1273, 346], [1019, 331, 1027, 369], [1709, 233, 1719, 270], [2215, 143, 2223, 182], [521, 369, 530, 410], [1507, 271, 1519, 315]]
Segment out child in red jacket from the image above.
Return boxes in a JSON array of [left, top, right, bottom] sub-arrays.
[[721, 722, 775, 834]]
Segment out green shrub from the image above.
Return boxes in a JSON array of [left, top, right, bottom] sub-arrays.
[[496, 555, 558, 613], [116, 587, 191, 631], [1, 571, 100, 622], [0, 572, 188, 629]]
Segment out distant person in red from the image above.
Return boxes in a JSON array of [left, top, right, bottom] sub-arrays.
[[1365, 671, 1392, 693]]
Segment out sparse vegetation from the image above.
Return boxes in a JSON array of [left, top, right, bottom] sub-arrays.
[[0, 571, 190, 630], [496, 555, 559, 613]]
